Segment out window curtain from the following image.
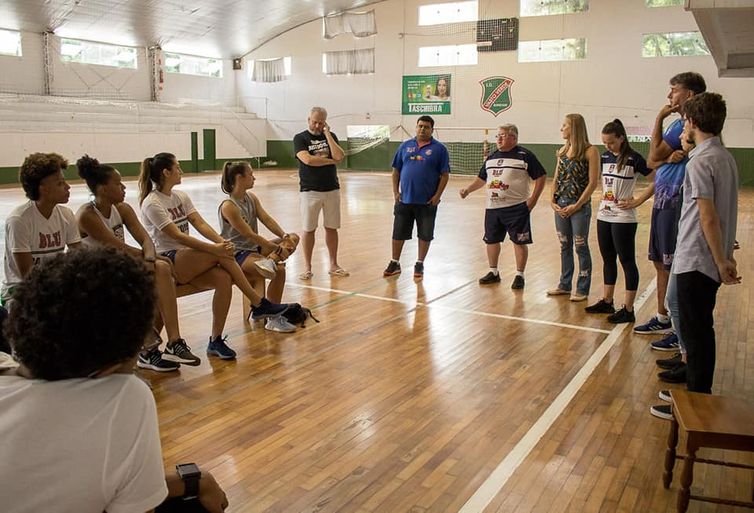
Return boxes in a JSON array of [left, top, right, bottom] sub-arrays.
[[252, 58, 285, 82], [324, 48, 374, 75], [324, 11, 376, 39]]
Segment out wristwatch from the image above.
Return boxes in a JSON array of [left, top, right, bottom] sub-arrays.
[[176, 463, 201, 500]]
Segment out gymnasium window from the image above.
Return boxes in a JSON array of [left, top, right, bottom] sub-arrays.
[[419, 1, 478, 26], [642, 32, 710, 57], [646, 0, 683, 6], [60, 38, 138, 69], [322, 48, 375, 75], [250, 57, 291, 82], [518, 38, 587, 62], [0, 29, 22, 57], [418, 44, 477, 67], [165, 52, 223, 78], [519, 0, 588, 17]]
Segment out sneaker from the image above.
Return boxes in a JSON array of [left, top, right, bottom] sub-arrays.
[[254, 258, 277, 279], [265, 316, 297, 333], [206, 335, 237, 360], [547, 287, 570, 296], [413, 262, 424, 279], [569, 292, 588, 302], [137, 348, 180, 372], [658, 390, 672, 403], [607, 306, 635, 324], [249, 297, 289, 321], [656, 352, 682, 369], [651, 332, 680, 352], [383, 260, 401, 277], [650, 403, 673, 420], [479, 271, 501, 285], [633, 316, 673, 335], [511, 275, 525, 289], [584, 299, 615, 314], [163, 339, 201, 366], [658, 363, 687, 384]]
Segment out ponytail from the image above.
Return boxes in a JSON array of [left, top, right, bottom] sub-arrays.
[[220, 160, 251, 195], [138, 153, 176, 204]]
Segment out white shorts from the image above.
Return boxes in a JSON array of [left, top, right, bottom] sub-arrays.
[[300, 190, 341, 232]]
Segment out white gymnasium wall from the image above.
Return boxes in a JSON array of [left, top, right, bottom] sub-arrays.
[[237, 0, 754, 148]]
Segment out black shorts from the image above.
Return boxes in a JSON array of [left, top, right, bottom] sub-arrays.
[[483, 203, 532, 245], [648, 207, 679, 269], [392, 202, 438, 241]]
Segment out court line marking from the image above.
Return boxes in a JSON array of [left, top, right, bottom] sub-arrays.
[[458, 278, 657, 513], [286, 282, 611, 335]]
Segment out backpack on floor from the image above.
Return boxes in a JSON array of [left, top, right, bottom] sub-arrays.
[[283, 303, 320, 328]]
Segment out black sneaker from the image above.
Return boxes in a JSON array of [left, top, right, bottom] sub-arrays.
[[413, 262, 424, 279], [383, 260, 401, 277], [584, 299, 615, 314], [656, 352, 682, 369], [164, 339, 201, 366], [607, 306, 635, 324], [650, 403, 673, 420], [207, 335, 237, 360], [250, 297, 289, 322], [137, 348, 180, 372], [658, 390, 672, 403], [658, 363, 687, 384], [479, 271, 501, 285], [511, 275, 525, 289]]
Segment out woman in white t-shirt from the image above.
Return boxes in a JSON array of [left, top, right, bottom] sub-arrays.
[[138, 153, 288, 360], [76, 154, 188, 372], [584, 119, 651, 323]]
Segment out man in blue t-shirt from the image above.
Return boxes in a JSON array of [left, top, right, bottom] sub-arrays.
[[627, 72, 706, 345], [383, 116, 450, 280], [458, 124, 546, 290]]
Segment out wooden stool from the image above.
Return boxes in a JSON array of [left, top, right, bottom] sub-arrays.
[[663, 390, 754, 512]]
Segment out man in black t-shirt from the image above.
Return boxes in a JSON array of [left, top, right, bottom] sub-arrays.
[[293, 106, 349, 280]]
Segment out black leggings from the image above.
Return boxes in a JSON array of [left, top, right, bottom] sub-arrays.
[[597, 220, 639, 290]]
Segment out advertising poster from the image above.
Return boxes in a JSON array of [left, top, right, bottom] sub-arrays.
[[402, 74, 451, 115]]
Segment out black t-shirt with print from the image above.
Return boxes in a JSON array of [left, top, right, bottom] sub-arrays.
[[294, 130, 340, 192]]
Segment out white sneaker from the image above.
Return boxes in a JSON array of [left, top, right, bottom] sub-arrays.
[[265, 315, 296, 333], [254, 258, 277, 279]]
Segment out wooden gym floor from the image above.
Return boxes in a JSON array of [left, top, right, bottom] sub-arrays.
[[0, 170, 752, 512]]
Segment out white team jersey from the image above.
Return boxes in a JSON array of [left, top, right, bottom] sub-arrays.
[[79, 202, 125, 247], [597, 150, 650, 223], [2, 201, 81, 296], [140, 189, 196, 252]]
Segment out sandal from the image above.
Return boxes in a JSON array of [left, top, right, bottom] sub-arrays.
[[328, 267, 350, 277], [298, 270, 313, 280]]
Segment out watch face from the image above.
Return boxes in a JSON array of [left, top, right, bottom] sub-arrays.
[[177, 463, 201, 479]]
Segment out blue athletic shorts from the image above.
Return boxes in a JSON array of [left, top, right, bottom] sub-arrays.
[[483, 202, 532, 245], [648, 207, 679, 269]]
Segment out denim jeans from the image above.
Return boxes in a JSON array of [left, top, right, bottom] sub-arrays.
[[553, 199, 592, 295], [665, 262, 686, 354]]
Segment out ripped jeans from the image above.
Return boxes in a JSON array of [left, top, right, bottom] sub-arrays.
[[553, 199, 592, 296]]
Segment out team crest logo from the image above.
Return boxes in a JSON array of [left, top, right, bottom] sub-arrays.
[[480, 76, 514, 116], [425, 149, 432, 156]]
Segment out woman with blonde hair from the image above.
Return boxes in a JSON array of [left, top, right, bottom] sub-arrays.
[[547, 114, 600, 301]]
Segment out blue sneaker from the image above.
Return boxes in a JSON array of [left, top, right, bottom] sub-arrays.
[[206, 336, 236, 360], [633, 316, 673, 335], [651, 332, 679, 352], [249, 298, 289, 322]]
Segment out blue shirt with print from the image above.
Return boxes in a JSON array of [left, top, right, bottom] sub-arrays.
[[392, 138, 450, 204], [654, 118, 687, 210]]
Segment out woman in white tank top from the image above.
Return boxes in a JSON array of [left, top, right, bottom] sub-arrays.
[[76, 155, 186, 372]]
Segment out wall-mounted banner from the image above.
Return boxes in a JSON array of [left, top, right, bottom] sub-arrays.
[[480, 76, 514, 116], [402, 74, 451, 115]]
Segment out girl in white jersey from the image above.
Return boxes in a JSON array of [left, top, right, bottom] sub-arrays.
[[219, 161, 300, 333], [76, 155, 186, 371], [585, 120, 651, 323], [138, 152, 288, 360]]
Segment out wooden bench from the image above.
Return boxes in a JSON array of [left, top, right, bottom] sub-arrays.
[[663, 390, 754, 512], [174, 280, 265, 322]]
